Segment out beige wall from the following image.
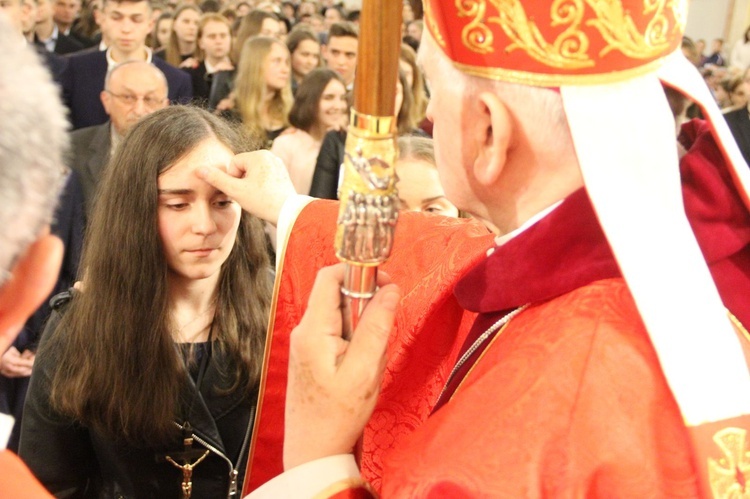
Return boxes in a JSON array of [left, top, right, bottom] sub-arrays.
[[685, 0, 750, 47]]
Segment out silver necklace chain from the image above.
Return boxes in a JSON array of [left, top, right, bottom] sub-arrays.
[[173, 300, 217, 337], [437, 304, 530, 403]]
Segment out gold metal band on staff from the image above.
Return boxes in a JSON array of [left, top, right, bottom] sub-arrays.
[[348, 110, 396, 137]]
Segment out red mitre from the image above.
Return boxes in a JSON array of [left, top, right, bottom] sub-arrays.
[[423, 0, 685, 86]]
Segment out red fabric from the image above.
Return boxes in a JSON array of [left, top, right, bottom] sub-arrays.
[[329, 486, 376, 499], [434, 188, 620, 412], [0, 451, 53, 499], [423, 1, 682, 82], [243, 204, 494, 494], [382, 279, 700, 497]]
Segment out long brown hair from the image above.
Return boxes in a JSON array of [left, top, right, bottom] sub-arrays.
[[165, 4, 201, 67], [396, 69, 416, 135], [400, 43, 427, 127], [232, 9, 279, 62], [42, 106, 272, 446], [288, 68, 345, 133]]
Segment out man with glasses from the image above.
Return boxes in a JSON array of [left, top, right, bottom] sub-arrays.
[[61, 0, 190, 130], [70, 60, 169, 216]]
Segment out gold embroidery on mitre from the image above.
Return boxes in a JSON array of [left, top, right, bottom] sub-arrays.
[[458, 0, 593, 69], [708, 428, 750, 498], [453, 0, 683, 69], [424, 0, 447, 48]]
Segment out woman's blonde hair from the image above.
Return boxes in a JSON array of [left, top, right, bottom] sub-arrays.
[[234, 36, 293, 143], [400, 43, 427, 126]]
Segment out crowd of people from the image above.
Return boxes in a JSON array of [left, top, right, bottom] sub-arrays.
[[3, 0, 750, 497], [683, 31, 750, 166]]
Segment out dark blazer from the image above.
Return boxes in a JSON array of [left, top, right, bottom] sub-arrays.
[[310, 129, 346, 199], [724, 108, 750, 167], [69, 122, 112, 218], [53, 33, 84, 55], [20, 297, 256, 499], [183, 64, 234, 110], [33, 32, 83, 55], [32, 41, 67, 82], [62, 50, 193, 130]]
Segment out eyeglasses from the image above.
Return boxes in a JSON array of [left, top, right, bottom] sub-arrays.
[[106, 91, 168, 108]]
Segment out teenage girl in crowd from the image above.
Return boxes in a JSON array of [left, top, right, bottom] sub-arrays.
[[163, 4, 201, 67], [231, 36, 293, 147], [20, 106, 273, 497], [271, 68, 348, 194], [152, 12, 174, 51], [285, 26, 321, 94]]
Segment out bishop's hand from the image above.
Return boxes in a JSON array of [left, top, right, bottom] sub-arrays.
[[283, 263, 401, 470], [197, 150, 295, 226]]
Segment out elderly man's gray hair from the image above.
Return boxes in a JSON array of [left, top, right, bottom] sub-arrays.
[[0, 18, 68, 284]]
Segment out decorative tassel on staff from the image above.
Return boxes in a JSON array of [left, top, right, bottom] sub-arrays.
[[335, 0, 403, 334]]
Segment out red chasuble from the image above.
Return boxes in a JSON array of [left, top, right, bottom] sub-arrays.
[[243, 207, 495, 493], [245, 119, 750, 497], [0, 451, 53, 499]]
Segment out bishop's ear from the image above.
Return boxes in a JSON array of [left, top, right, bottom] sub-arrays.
[[0, 231, 63, 353], [471, 91, 512, 187]]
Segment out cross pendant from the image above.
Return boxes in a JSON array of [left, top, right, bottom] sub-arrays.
[[166, 450, 210, 499]]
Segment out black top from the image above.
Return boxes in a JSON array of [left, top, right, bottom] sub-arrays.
[[310, 129, 346, 199], [20, 303, 256, 498]]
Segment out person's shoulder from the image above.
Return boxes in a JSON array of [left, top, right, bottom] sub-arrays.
[[724, 107, 746, 118], [50, 289, 75, 312], [275, 127, 306, 142], [153, 57, 190, 81], [56, 33, 85, 53], [515, 278, 645, 350], [724, 107, 747, 125], [322, 128, 347, 145], [279, 127, 301, 136], [183, 61, 205, 76], [66, 48, 104, 65], [70, 122, 108, 145]]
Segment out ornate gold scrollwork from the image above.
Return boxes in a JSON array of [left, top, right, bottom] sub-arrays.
[[668, 0, 688, 35], [423, 0, 447, 48], [457, 0, 494, 55], [454, 0, 681, 69], [584, 0, 669, 58], [335, 111, 399, 266], [708, 428, 750, 498]]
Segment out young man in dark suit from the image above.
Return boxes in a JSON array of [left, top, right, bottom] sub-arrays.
[[61, 0, 191, 130], [35, 0, 84, 54]]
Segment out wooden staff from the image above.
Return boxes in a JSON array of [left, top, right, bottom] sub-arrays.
[[335, 0, 403, 334]]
